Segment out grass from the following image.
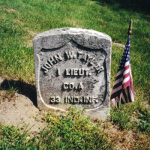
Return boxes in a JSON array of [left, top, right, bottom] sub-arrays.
[[0, 0, 149, 96], [110, 101, 150, 133], [0, 0, 150, 149], [0, 108, 113, 150], [0, 107, 149, 149]]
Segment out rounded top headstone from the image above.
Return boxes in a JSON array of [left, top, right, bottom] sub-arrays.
[[33, 28, 112, 120]]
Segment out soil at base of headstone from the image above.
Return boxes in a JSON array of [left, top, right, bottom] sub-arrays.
[[0, 77, 46, 135]]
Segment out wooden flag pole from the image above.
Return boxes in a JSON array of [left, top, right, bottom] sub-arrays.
[[128, 19, 133, 38]]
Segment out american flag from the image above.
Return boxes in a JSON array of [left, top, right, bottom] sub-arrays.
[[111, 37, 134, 107]]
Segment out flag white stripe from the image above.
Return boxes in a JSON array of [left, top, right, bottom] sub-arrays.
[[123, 68, 130, 75], [112, 85, 122, 94], [122, 76, 130, 84], [125, 61, 129, 67], [111, 98, 117, 106], [114, 77, 123, 85], [116, 68, 124, 76], [129, 86, 134, 102]]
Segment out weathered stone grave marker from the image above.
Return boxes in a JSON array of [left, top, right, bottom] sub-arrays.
[[33, 28, 111, 120]]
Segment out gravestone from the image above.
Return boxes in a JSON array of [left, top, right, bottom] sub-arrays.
[[33, 28, 111, 120]]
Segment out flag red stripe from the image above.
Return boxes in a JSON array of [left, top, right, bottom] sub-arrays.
[[125, 65, 129, 69], [123, 72, 130, 79]]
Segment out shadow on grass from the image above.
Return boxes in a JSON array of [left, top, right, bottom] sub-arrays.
[[92, 0, 150, 15], [0, 79, 37, 107]]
